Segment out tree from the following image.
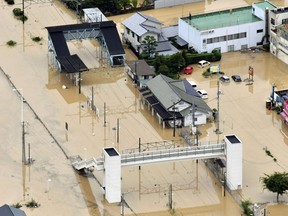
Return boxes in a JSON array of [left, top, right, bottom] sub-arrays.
[[141, 35, 157, 59], [131, 0, 138, 9], [158, 64, 170, 76], [260, 172, 288, 202], [117, 0, 131, 11]]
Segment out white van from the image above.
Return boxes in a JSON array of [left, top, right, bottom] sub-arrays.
[[197, 60, 210, 68], [188, 80, 197, 89]]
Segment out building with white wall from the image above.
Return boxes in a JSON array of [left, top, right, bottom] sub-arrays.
[[82, 8, 108, 23], [225, 134, 242, 190], [178, 1, 276, 53], [270, 7, 288, 64]]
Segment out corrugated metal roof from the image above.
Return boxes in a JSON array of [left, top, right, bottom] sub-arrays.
[[49, 32, 70, 57], [100, 22, 125, 55]]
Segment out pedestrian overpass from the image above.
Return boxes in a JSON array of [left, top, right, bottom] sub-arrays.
[[73, 143, 225, 172], [72, 134, 242, 204]]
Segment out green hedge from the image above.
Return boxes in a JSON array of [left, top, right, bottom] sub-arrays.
[[185, 49, 222, 65]]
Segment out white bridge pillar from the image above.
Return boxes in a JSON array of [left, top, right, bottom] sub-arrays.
[[103, 147, 121, 203], [225, 134, 242, 190]]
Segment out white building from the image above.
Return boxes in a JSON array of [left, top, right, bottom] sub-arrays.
[[225, 135, 243, 190], [270, 7, 288, 64], [82, 8, 108, 23], [122, 12, 180, 56], [178, 1, 276, 53]]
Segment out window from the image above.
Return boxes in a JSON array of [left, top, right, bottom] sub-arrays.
[[203, 39, 206, 44], [132, 32, 135, 38], [137, 35, 140, 42], [219, 36, 226, 42], [212, 37, 219, 43], [239, 32, 247, 38], [228, 45, 234, 52], [127, 28, 130, 34], [228, 34, 233, 40], [282, 18, 288, 24], [207, 38, 212, 44], [233, 34, 239, 39], [241, 44, 248, 50], [271, 18, 275, 25], [257, 29, 263, 33]]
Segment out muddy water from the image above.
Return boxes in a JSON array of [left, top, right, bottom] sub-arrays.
[[1, 0, 288, 216]]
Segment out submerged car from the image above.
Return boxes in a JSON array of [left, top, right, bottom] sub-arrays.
[[197, 89, 208, 99], [197, 60, 210, 68], [183, 66, 193, 75], [219, 75, 230, 83], [231, 75, 242, 82]]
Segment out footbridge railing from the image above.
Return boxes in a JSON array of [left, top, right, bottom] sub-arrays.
[[73, 143, 225, 171]]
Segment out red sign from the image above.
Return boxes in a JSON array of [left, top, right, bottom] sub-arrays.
[[249, 66, 254, 76]]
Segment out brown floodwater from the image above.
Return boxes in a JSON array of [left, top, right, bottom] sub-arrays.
[[1, 0, 288, 215]]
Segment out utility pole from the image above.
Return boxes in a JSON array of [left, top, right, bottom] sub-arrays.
[[138, 137, 141, 170], [168, 184, 173, 210], [215, 80, 222, 134], [117, 118, 120, 143], [78, 71, 81, 94], [121, 193, 124, 216], [91, 86, 94, 110], [173, 102, 176, 137], [104, 102, 107, 127]]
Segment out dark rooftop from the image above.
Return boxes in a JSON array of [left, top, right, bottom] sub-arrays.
[[225, 135, 241, 144], [104, 147, 119, 156]]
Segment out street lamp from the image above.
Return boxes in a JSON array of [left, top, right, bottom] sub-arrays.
[[13, 88, 26, 164]]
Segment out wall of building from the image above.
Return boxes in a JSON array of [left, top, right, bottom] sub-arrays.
[[179, 18, 264, 53]]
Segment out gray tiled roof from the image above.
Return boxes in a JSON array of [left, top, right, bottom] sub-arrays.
[[122, 12, 162, 36], [126, 60, 155, 76], [146, 74, 211, 114], [161, 25, 178, 38]]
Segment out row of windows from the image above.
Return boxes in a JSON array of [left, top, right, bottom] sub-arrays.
[[212, 44, 248, 53], [206, 32, 247, 44], [271, 17, 288, 25]]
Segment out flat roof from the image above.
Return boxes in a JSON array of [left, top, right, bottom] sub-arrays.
[[104, 147, 119, 156], [254, 1, 276, 11], [182, 6, 262, 31]]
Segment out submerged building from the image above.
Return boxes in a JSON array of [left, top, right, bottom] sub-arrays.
[[178, 1, 276, 53]]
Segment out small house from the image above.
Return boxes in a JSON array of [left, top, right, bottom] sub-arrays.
[[126, 60, 156, 88]]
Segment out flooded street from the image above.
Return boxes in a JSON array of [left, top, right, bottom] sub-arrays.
[[1, 0, 288, 215]]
